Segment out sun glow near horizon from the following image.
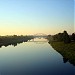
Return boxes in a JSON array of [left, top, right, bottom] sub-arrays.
[[0, 0, 74, 35]]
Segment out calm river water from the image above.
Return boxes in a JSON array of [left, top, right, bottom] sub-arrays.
[[0, 38, 75, 75]]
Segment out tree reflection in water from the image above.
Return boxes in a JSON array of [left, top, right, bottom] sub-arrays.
[[49, 42, 75, 66]]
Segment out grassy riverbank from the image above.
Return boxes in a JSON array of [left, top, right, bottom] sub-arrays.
[[48, 41, 75, 66], [0, 35, 34, 47]]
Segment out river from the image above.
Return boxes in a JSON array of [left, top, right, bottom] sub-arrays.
[[0, 38, 75, 75]]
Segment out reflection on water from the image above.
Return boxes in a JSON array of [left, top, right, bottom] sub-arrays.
[[31, 38, 48, 41], [0, 38, 75, 75], [28, 38, 48, 44], [49, 42, 75, 66]]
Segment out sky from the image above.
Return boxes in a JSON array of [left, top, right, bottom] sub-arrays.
[[0, 0, 74, 35]]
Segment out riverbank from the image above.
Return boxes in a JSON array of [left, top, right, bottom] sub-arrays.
[[48, 41, 75, 66], [0, 35, 34, 47]]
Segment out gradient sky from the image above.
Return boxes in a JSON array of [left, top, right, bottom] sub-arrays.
[[0, 0, 74, 35]]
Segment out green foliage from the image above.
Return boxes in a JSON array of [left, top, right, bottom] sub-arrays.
[[53, 33, 63, 42], [71, 33, 75, 41], [47, 35, 53, 41], [63, 31, 71, 43], [49, 42, 75, 66], [48, 30, 75, 66], [48, 30, 71, 44], [0, 35, 34, 47]]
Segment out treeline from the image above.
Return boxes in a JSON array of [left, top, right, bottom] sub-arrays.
[[47, 31, 75, 43], [47, 31, 75, 66], [0, 35, 34, 47]]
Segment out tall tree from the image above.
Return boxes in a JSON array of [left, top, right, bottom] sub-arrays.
[[71, 33, 75, 41], [63, 31, 71, 43]]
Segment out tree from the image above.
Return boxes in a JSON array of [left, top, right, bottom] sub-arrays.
[[63, 31, 71, 43], [57, 33, 63, 41], [71, 33, 75, 41]]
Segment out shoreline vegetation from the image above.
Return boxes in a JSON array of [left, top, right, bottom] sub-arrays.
[[0, 35, 34, 48], [49, 41, 75, 66], [0, 30, 75, 66], [47, 31, 75, 66]]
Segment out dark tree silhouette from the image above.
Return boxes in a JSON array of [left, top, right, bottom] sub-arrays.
[[52, 33, 63, 42], [71, 33, 75, 41], [57, 33, 63, 41], [63, 31, 71, 43]]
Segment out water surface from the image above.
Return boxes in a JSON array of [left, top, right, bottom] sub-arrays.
[[0, 38, 75, 75]]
